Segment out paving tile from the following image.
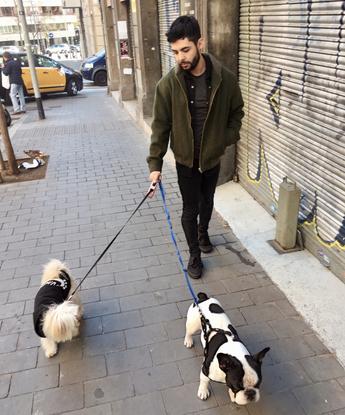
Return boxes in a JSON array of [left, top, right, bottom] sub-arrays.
[[102, 310, 142, 332], [132, 362, 183, 395], [240, 304, 285, 324], [10, 365, 59, 395], [0, 333, 18, 353], [162, 382, 218, 415], [221, 274, 262, 292], [111, 391, 166, 415], [0, 374, 11, 398], [33, 384, 83, 414], [268, 317, 313, 338], [293, 380, 345, 414], [125, 323, 168, 348], [247, 285, 285, 304], [192, 404, 250, 414], [0, 301, 25, 319], [247, 391, 305, 415], [300, 355, 345, 382], [255, 337, 314, 364], [0, 348, 37, 375], [83, 299, 120, 318], [60, 355, 107, 385], [83, 332, 126, 356], [164, 318, 186, 340], [274, 299, 299, 317], [79, 287, 100, 303], [120, 292, 164, 312], [64, 404, 112, 415], [213, 292, 254, 309], [150, 338, 196, 365], [303, 333, 331, 355], [141, 303, 181, 324], [37, 338, 83, 367], [106, 346, 152, 375], [261, 361, 311, 394], [0, 277, 29, 292], [84, 372, 134, 407], [237, 321, 278, 345], [177, 356, 204, 383], [79, 317, 103, 337], [0, 393, 33, 415]]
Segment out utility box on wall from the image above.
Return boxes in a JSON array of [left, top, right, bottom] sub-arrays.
[[180, 0, 196, 15]]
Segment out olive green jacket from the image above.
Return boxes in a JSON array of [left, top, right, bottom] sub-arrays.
[[147, 53, 244, 173]]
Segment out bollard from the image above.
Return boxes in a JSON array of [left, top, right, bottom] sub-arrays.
[[275, 177, 301, 250]]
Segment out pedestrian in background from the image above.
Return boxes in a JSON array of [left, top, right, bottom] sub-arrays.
[[2, 51, 26, 115], [147, 15, 244, 279]]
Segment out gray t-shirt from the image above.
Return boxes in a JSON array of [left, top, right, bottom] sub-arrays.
[[191, 71, 209, 160]]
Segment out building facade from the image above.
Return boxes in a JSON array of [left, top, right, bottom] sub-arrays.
[[81, 0, 104, 56], [0, 0, 79, 52]]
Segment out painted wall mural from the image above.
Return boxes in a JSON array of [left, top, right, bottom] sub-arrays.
[[242, 0, 345, 254]]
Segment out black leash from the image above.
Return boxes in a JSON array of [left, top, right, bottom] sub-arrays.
[[68, 182, 157, 299]]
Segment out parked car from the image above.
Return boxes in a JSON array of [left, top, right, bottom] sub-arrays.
[[45, 43, 70, 56], [80, 49, 107, 86], [0, 52, 83, 101], [69, 44, 80, 54]]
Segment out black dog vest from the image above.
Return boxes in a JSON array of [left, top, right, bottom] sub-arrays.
[[33, 270, 71, 338]]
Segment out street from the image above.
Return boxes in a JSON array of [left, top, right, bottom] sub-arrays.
[[0, 87, 345, 415]]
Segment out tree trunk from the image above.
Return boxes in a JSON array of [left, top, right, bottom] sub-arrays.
[[0, 104, 19, 175]]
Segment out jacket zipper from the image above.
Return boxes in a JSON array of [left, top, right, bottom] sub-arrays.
[[175, 75, 194, 167], [199, 79, 221, 172]]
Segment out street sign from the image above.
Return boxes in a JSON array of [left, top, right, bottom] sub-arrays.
[[48, 32, 54, 39]]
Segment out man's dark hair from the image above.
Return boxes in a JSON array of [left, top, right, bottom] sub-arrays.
[[166, 15, 201, 44], [3, 51, 12, 59]]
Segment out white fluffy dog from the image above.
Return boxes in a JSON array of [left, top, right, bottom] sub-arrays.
[[33, 259, 83, 358]]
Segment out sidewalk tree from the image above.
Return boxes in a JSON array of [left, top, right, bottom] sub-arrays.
[[0, 104, 19, 175]]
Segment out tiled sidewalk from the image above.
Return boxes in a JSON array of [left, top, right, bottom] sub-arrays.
[[0, 89, 345, 415]]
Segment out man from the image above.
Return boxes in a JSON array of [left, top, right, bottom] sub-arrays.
[[147, 15, 244, 279], [2, 51, 26, 115]]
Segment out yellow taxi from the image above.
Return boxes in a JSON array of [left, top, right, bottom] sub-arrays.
[[0, 53, 83, 100]]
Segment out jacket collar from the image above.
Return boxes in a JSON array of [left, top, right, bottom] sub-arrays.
[[175, 53, 222, 92]]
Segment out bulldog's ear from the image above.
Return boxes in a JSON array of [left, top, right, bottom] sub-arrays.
[[217, 353, 240, 371], [253, 347, 270, 363]]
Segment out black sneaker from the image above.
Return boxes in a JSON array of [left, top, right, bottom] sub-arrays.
[[199, 232, 213, 253], [187, 255, 203, 279]]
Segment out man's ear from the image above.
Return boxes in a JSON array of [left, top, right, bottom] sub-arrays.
[[217, 353, 240, 371], [197, 37, 205, 51], [253, 347, 270, 363]]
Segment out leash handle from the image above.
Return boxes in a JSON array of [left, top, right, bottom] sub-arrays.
[[147, 181, 158, 198], [158, 182, 199, 304]]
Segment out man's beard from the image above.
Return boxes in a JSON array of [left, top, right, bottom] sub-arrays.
[[179, 50, 201, 72]]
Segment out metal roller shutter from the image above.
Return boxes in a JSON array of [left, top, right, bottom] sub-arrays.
[[158, 0, 180, 75], [238, 0, 345, 281]]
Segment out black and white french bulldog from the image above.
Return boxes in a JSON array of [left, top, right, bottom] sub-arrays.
[[184, 292, 270, 405]]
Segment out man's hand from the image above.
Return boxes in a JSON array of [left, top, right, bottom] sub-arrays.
[[148, 171, 161, 198]]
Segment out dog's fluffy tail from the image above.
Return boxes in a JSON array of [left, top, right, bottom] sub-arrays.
[[42, 259, 68, 282], [42, 301, 79, 342]]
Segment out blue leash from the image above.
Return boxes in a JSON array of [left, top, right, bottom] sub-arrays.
[[158, 181, 199, 305]]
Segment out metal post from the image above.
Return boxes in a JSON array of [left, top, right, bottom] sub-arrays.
[[275, 177, 301, 250], [78, 7, 88, 58], [16, 0, 45, 119]]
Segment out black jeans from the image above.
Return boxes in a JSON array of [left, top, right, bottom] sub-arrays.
[[176, 161, 220, 256]]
